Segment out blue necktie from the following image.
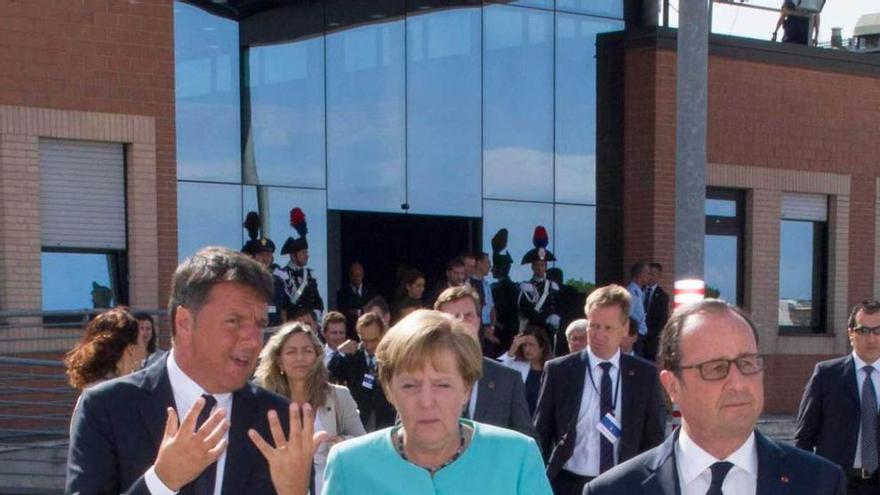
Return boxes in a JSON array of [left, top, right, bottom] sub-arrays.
[[862, 367, 879, 474], [599, 362, 614, 473], [192, 394, 218, 495]]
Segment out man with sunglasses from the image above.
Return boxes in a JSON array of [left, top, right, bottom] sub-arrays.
[[796, 299, 880, 494], [585, 299, 845, 495]]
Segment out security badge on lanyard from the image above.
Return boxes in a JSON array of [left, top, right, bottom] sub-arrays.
[[362, 374, 375, 390], [362, 354, 377, 389], [587, 362, 623, 446]]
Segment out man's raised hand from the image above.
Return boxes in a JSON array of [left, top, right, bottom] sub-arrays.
[[154, 397, 230, 491], [249, 403, 330, 495]]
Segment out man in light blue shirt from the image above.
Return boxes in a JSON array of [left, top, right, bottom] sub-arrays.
[[626, 262, 649, 356]]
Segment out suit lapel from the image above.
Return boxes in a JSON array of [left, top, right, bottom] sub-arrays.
[[474, 359, 494, 419], [565, 352, 588, 435], [844, 355, 860, 406], [221, 386, 260, 495], [640, 432, 680, 495], [135, 357, 175, 451], [755, 431, 791, 495], [620, 356, 636, 435]]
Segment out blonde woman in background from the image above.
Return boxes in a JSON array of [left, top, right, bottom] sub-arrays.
[[255, 322, 365, 494]]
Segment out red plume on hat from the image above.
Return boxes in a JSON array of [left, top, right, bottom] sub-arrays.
[[243, 211, 261, 241], [533, 226, 549, 249], [290, 208, 308, 238], [521, 225, 556, 265]]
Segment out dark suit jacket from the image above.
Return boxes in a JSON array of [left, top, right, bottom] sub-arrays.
[[645, 285, 670, 338], [473, 358, 539, 444], [584, 429, 846, 495], [533, 350, 667, 480], [327, 348, 396, 431], [335, 284, 374, 338], [794, 354, 862, 471], [66, 357, 290, 495]]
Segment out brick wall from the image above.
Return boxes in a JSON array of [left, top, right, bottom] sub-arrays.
[[606, 30, 880, 413], [764, 354, 833, 414], [0, 0, 176, 317]]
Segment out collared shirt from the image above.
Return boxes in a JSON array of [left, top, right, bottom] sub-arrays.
[[323, 344, 337, 366], [675, 428, 757, 495], [852, 352, 880, 468], [467, 381, 479, 420], [563, 347, 623, 477], [144, 351, 233, 495], [627, 281, 647, 335]]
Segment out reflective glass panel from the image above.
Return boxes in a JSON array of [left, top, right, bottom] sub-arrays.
[[326, 20, 406, 212], [245, 38, 326, 188], [555, 14, 623, 205], [482, 200, 554, 283], [243, 186, 328, 306], [174, 1, 241, 182], [507, 0, 553, 9], [557, 0, 624, 18], [706, 198, 737, 217], [177, 182, 242, 261], [554, 204, 596, 284], [704, 234, 738, 303], [483, 5, 554, 202], [778, 220, 816, 327], [406, 7, 481, 216], [41, 252, 117, 310]]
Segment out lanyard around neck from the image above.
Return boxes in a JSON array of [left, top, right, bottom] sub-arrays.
[[585, 356, 622, 411]]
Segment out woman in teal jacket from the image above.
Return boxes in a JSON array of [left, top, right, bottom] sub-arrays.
[[323, 310, 552, 494]]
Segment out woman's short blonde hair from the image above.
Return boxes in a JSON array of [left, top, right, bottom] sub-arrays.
[[376, 310, 482, 389], [254, 322, 330, 407]]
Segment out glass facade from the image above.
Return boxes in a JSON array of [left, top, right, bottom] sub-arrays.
[[175, 1, 623, 294]]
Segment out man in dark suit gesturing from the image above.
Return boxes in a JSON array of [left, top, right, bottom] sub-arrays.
[[435, 286, 537, 442], [67, 247, 321, 495], [534, 284, 667, 495], [796, 299, 880, 494], [327, 311, 396, 432], [585, 299, 845, 495]]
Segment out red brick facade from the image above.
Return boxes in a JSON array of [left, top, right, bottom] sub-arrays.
[[601, 30, 880, 413], [0, 0, 177, 309]]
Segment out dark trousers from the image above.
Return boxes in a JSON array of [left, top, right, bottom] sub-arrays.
[[551, 470, 594, 495]]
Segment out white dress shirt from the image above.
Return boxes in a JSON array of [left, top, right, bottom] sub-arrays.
[[144, 351, 233, 495], [675, 428, 757, 495], [851, 352, 880, 469], [563, 347, 623, 477], [323, 344, 337, 366]]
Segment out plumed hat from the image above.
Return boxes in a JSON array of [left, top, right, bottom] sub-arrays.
[[241, 211, 276, 256], [491, 228, 514, 270], [281, 207, 309, 255], [520, 226, 556, 265]]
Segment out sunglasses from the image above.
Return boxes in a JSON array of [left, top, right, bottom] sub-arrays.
[[852, 326, 880, 336]]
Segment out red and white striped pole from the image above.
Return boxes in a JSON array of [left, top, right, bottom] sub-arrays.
[[668, 279, 706, 433], [673, 279, 706, 309]]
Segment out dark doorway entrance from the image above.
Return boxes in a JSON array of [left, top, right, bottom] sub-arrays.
[[338, 211, 480, 304]]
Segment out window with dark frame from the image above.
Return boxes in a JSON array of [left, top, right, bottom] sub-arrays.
[[704, 188, 745, 306], [778, 194, 828, 334]]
